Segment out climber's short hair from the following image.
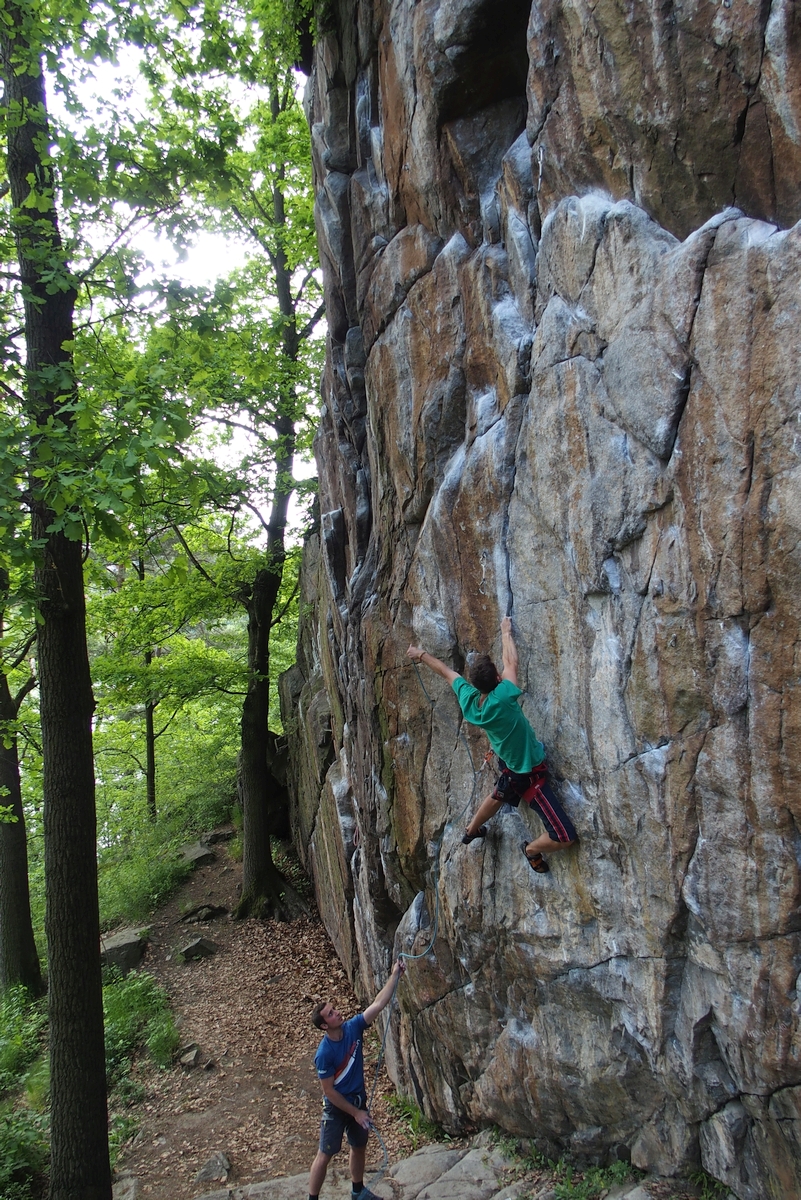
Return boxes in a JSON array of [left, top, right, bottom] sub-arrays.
[[311, 1001, 329, 1029], [469, 654, 500, 694]]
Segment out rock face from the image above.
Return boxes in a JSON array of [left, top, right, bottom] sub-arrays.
[[280, 4, 801, 1198]]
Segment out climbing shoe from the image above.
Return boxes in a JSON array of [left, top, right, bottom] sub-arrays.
[[461, 825, 488, 845], [521, 842, 550, 873]]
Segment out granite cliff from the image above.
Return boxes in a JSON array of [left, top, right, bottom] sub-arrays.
[[279, 3, 801, 1197]]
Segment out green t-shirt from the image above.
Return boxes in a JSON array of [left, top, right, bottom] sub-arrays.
[[452, 677, 545, 774]]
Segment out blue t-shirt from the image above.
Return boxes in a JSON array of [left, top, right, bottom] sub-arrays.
[[314, 1014, 367, 1102], [452, 677, 545, 773]]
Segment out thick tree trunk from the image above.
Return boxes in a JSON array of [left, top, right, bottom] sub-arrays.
[[0, 668, 44, 997], [1, 14, 111, 1199], [38, 523, 110, 1200], [236, 566, 305, 920], [234, 98, 307, 921]]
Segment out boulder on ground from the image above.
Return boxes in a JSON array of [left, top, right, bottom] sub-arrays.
[[194, 1151, 231, 1183], [202, 828, 235, 845], [100, 928, 148, 976], [178, 841, 216, 868], [111, 1171, 140, 1199], [179, 903, 228, 923], [181, 936, 218, 961], [179, 1043, 202, 1068]]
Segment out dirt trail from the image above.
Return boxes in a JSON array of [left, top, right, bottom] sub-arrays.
[[113, 835, 425, 1197]]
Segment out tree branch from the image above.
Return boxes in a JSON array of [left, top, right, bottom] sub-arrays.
[[9, 631, 36, 672], [299, 300, 326, 342], [12, 672, 37, 712], [168, 520, 215, 585], [269, 575, 300, 629]]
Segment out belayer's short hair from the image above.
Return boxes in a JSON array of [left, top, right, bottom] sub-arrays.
[[469, 655, 500, 694], [311, 1001, 328, 1029]]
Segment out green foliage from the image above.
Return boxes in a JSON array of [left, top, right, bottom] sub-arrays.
[[108, 1110, 140, 1166], [551, 1157, 641, 1199], [98, 836, 192, 930], [4, 0, 320, 1046], [689, 1168, 728, 1199], [270, 837, 312, 898], [102, 969, 179, 1084], [0, 989, 46, 1097], [386, 1094, 443, 1150], [0, 1105, 49, 1200], [484, 1137, 641, 1200], [21, 1057, 49, 1112], [487, 1127, 521, 1160]]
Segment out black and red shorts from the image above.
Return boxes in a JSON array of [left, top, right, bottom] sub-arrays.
[[492, 760, 577, 844]]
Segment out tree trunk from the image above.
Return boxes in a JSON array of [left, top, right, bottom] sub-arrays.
[[144, 679, 157, 823], [38, 524, 110, 1200], [235, 566, 305, 920], [0, 659, 44, 997], [137, 558, 157, 821], [1, 14, 111, 1198], [234, 85, 307, 921]]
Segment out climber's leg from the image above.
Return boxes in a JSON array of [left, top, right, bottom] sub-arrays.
[[464, 792, 503, 839], [523, 779, 577, 863]]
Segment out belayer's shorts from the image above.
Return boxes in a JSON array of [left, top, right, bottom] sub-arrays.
[[492, 759, 577, 844], [318, 1094, 370, 1155]]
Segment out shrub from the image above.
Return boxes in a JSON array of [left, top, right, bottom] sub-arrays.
[[98, 836, 192, 929], [689, 1168, 728, 1198], [552, 1159, 642, 1198], [0, 989, 47, 1098], [0, 1105, 48, 1200], [103, 970, 179, 1084], [386, 1093, 442, 1150]]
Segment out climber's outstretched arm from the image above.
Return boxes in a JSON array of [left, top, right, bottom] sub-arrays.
[[500, 616, 518, 686], [407, 644, 459, 686]]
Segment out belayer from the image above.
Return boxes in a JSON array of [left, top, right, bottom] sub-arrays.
[[307, 959, 406, 1200], [407, 617, 577, 872]]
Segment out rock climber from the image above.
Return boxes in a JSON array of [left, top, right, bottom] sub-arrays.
[[307, 959, 406, 1200], [407, 617, 577, 872]]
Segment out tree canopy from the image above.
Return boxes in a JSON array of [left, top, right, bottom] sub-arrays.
[[0, 0, 323, 1192]]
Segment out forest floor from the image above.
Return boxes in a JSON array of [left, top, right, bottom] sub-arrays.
[[112, 832, 434, 1198], [112, 833, 705, 1200]]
